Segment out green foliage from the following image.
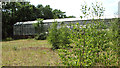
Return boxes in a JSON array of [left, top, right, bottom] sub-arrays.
[[47, 21, 58, 49], [80, 1, 105, 18], [5, 37, 13, 41], [57, 2, 119, 66], [47, 22, 60, 49], [53, 9, 67, 18], [58, 19, 119, 66], [33, 18, 44, 34], [57, 24, 71, 48], [108, 19, 120, 65], [2, 2, 76, 39], [33, 18, 48, 40], [34, 33, 47, 40], [2, 2, 69, 39], [47, 22, 71, 49]]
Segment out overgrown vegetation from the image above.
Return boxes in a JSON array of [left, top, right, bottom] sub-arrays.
[[58, 19, 119, 66], [47, 22, 71, 49], [47, 2, 119, 66], [33, 18, 47, 40], [34, 33, 47, 40]]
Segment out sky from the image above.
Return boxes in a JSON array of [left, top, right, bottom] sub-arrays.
[[30, 0, 120, 18]]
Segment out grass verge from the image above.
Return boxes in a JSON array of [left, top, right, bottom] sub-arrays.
[[2, 39, 62, 66]]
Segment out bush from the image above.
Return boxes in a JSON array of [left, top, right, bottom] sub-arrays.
[[34, 32, 47, 40], [33, 18, 47, 40], [47, 22, 59, 49], [57, 2, 119, 66], [58, 19, 119, 66], [53, 2, 119, 66], [47, 22, 71, 49], [58, 24, 71, 48], [5, 37, 13, 41]]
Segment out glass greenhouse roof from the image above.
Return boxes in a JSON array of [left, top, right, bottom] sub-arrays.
[[14, 15, 118, 25]]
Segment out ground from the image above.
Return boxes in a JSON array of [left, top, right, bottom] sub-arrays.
[[2, 39, 62, 66]]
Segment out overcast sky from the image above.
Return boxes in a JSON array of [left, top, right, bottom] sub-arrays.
[[30, 0, 120, 17]]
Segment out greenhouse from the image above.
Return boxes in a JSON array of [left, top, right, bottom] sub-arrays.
[[13, 16, 117, 36]]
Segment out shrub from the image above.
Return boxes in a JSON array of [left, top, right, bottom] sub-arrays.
[[47, 22, 71, 49], [5, 37, 13, 41], [47, 21, 60, 49], [33, 18, 44, 34], [34, 32, 47, 40], [109, 19, 120, 65], [58, 20, 119, 66], [33, 18, 47, 40], [57, 24, 71, 48], [58, 2, 119, 66]]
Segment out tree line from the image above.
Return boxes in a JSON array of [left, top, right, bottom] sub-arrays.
[[2, 2, 75, 39]]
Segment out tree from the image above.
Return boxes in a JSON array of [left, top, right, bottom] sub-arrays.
[[16, 2, 36, 21], [43, 5, 54, 19], [2, 2, 68, 39], [80, 2, 105, 18], [2, 2, 36, 39], [2, 2, 22, 39], [53, 9, 67, 18], [36, 4, 44, 18]]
